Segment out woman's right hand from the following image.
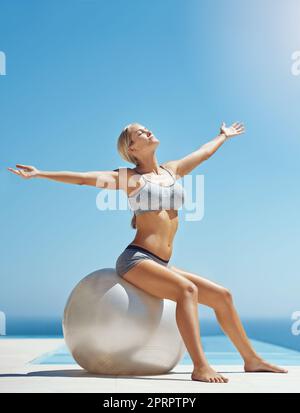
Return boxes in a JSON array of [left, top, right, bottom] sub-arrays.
[[7, 164, 40, 179]]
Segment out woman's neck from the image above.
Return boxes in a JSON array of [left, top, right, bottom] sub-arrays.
[[135, 158, 161, 175]]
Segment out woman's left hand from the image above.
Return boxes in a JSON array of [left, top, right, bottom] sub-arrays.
[[220, 121, 245, 139]]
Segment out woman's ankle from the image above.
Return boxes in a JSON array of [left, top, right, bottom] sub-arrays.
[[243, 352, 261, 364], [193, 361, 211, 370]]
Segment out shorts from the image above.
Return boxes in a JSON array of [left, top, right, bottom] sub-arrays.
[[115, 244, 170, 278]]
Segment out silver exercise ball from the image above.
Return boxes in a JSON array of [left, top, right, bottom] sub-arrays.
[[62, 268, 186, 375]]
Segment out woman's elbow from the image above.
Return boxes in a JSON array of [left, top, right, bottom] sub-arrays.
[[80, 173, 97, 186]]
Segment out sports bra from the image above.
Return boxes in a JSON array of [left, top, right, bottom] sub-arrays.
[[128, 165, 186, 216]]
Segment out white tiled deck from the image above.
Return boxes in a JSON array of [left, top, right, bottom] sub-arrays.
[[0, 338, 299, 393]]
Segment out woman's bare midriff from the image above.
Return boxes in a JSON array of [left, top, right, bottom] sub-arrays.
[[125, 167, 179, 261], [130, 209, 179, 261]]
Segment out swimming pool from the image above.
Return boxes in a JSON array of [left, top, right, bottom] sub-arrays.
[[29, 335, 300, 366]]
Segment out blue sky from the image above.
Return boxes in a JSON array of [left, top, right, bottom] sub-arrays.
[[1, 0, 300, 324]]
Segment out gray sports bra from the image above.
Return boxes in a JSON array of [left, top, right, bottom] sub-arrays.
[[128, 165, 186, 216]]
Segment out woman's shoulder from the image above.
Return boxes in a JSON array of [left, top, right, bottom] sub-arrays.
[[160, 161, 178, 179], [113, 166, 135, 178], [117, 167, 144, 197]]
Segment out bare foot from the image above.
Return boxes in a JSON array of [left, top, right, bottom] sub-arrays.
[[191, 365, 229, 383], [244, 356, 288, 373]]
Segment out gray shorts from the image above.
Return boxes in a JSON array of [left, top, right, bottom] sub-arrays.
[[116, 244, 170, 278]]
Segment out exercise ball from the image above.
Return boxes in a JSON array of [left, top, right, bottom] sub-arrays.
[[62, 268, 186, 375]]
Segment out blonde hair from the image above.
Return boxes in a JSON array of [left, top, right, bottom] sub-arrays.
[[117, 123, 139, 229]]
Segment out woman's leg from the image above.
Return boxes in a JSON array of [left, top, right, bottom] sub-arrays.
[[121, 259, 229, 382], [170, 265, 288, 373], [214, 298, 288, 373]]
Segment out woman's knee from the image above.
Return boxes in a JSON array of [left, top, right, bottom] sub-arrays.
[[219, 287, 233, 305], [178, 282, 198, 300]]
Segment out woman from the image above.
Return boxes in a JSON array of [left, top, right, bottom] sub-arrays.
[[7, 121, 288, 383]]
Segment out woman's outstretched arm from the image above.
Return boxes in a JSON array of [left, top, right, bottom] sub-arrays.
[[7, 164, 129, 190], [7, 164, 84, 185], [164, 121, 245, 178], [39, 170, 85, 185]]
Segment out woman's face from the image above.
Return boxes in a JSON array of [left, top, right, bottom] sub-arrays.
[[128, 124, 159, 157]]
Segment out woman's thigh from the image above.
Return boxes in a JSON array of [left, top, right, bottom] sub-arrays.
[[169, 264, 229, 308], [121, 259, 198, 302]]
